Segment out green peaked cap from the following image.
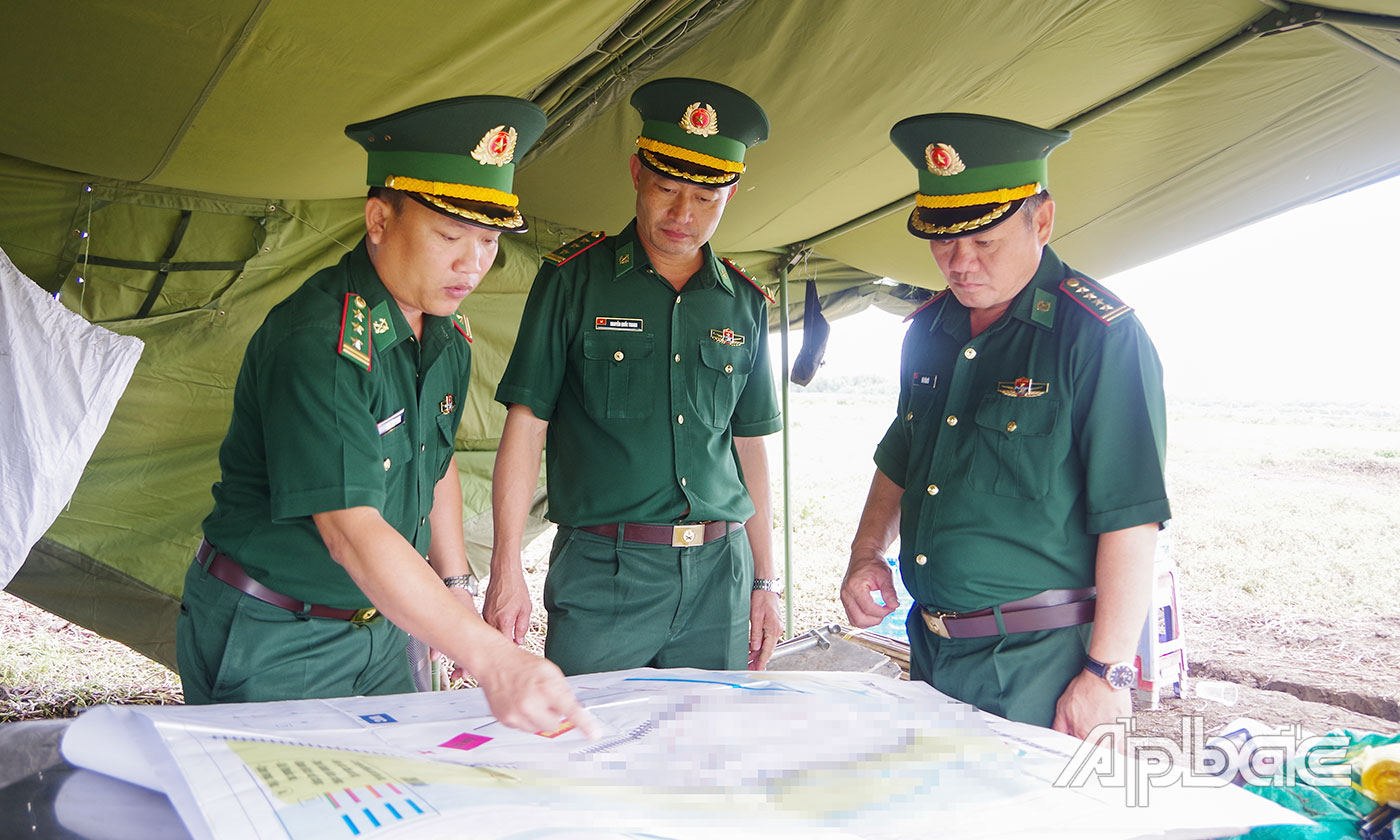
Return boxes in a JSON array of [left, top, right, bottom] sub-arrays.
[[631, 77, 769, 187], [889, 113, 1070, 239], [346, 95, 547, 233]]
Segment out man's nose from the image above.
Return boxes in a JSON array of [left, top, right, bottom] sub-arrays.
[[455, 242, 491, 276], [946, 240, 979, 272]]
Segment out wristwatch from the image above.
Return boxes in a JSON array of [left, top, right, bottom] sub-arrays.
[[442, 574, 479, 596], [1084, 655, 1137, 690], [751, 578, 782, 594]]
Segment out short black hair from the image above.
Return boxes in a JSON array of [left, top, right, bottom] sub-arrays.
[[367, 186, 408, 210]]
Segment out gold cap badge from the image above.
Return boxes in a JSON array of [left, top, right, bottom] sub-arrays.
[[471, 125, 518, 166], [680, 103, 719, 137], [925, 142, 966, 176]]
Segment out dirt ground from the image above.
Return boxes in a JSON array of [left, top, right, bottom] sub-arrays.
[[1133, 609, 1400, 746]]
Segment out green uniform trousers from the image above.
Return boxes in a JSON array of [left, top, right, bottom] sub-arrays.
[[906, 609, 1092, 727], [543, 525, 752, 676], [176, 560, 413, 704]]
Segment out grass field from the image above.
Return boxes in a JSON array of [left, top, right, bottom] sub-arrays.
[[3, 389, 1399, 720]]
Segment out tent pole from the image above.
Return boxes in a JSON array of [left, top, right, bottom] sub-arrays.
[[777, 255, 794, 639]]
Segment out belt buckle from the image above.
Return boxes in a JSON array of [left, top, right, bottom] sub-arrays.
[[350, 607, 379, 624], [671, 524, 700, 547], [923, 609, 956, 638]]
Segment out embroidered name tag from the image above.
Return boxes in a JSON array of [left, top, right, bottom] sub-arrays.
[[912, 372, 937, 388], [376, 409, 405, 436], [595, 316, 643, 332]]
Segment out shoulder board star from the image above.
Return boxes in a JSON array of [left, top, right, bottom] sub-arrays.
[[1060, 276, 1132, 325], [452, 311, 473, 343], [720, 257, 775, 303], [903, 289, 950, 322], [542, 231, 606, 266], [338, 293, 373, 371]]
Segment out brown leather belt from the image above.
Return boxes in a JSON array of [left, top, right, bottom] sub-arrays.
[[577, 521, 743, 547], [922, 587, 1096, 639], [195, 539, 380, 623]]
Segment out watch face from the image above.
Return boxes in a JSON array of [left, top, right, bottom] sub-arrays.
[[1106, 663, 1137, 690]]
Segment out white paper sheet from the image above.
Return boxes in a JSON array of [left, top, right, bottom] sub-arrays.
[[61, 669, 1310, 840], [0, 246, 143, 586]]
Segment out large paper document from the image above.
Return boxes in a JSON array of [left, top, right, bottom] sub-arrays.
[[61, 668, 1306, 839]]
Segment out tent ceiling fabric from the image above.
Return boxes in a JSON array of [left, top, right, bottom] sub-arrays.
[[2, 0, 1399, 662]]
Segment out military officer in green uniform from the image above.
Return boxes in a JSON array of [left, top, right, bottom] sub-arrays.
[[485, 78, 784, 675], [840, 114, 1170, 738], [177, 95, 596, 737]]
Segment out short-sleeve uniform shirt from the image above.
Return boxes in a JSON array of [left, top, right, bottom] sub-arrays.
[[874, 247, 1170, 613], [496, 221, 782, 526], [202, 238, 470, 608]]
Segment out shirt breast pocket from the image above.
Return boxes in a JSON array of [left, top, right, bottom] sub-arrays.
[[581, 332, 655, 421], [695, 339, 753, 429], [435, 410, 458, 475], [968, 395, 1060, 501]]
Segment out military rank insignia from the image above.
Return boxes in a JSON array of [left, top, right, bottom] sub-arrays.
[[903, 289, 949, 323], [711, 327, 745, 346], [1060, 276, 1132, 325], [719, 257, 775, 303], [339, 293, 373, 371], [997, 377, 1049, 398], [543, 231, 605, 266], [452, 311, 472, 343]]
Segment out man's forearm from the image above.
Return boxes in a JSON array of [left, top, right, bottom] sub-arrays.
[[490, 404, 548, 571], [734, 435, 775, 579], [315, 507, 511, 671], [850, 469, 903, 564], [1088, 523, 1158, 663], [427, 457, 471, 579]]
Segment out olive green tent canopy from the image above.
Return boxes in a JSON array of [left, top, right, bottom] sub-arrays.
[[2, 0, 1398, 667]]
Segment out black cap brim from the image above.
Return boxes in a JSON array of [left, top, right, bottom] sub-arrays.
[[408, 192, 529, 234], [637, 150, 741, 188], [907, 198, 1027, 240]]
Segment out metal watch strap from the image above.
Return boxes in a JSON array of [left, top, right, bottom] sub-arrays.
[[442, 574, 479, 596], [752, 577, 781, 593]]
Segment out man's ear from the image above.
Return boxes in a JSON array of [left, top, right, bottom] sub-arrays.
[[365, 195, 392, 245], [628, 154, 643, 190], [1033, 198, 1055, 247]]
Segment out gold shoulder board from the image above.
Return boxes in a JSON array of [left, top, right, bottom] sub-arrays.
[[1059, 276, 1132, 325], [338, 293, 372, 371], [542, 231, 606, 266], [452, 311, 473, 343], [720, 257, 775, 304]]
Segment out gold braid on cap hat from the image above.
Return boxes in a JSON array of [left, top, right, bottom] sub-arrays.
[[636, 137, 745, 173], [385, 175, 520, 208], [911, 202, 1014, 236], [914, 182, 1040, 209], [639, 150, 738, 185], [415, 192, 525, 229]]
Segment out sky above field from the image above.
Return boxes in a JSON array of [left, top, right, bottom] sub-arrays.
[[809, 174, 1400, 406]]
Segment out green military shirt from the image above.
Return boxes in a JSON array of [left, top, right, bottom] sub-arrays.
[[202, 238, 471, 608], [874, 246, 1170, 614], [496, 221, 782, 526]]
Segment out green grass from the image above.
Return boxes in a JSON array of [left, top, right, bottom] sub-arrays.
[[0, 593, 182, 721]]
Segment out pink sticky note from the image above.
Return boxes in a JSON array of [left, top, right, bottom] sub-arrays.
[[439, 732, 491, 751]]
